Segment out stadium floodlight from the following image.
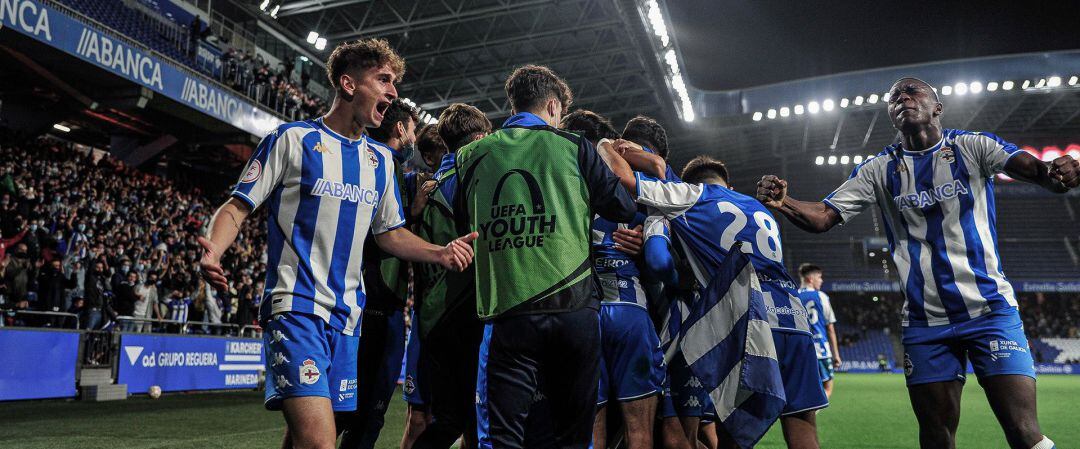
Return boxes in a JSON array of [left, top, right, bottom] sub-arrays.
[[853, 96, 864, 105], [840, 155, 850, 165], [1035, 78, 1046, 88], [867, 94, 879, 104], [969, 81, 983, 94], [306, 32, 319, 45], [853, 155, 864, 164], [767, 109, 777, 119], [752, 111, 763, 121], [807, 101, 820, 114], [260, 0, 270, 10], [646, 0, 670, 47], [822, 99, 835, 111], [1070, 76, 1079, 86], [1021, 80, 1031, 89], [315, 38, 327, 50], [779, 107, 790, 117], [815, 156, 825, 165], [270, 4, 280, 18], [954, 82, 967, 95], [1048, 76, 1062, 87], [794, 104, 805, 115], [1002, 80, 1015, 90], [827, 155, 837, 165], [840, 98, 850, 108], [941, 85, 952, 95], [52, 123, 70, 132], [986, 81, 998, 92]]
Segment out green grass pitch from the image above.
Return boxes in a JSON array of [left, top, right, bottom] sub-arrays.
[[0, 374, 1075, 448]]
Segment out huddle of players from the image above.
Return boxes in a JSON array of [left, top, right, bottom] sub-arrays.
[[201, 34, 1078, 449]]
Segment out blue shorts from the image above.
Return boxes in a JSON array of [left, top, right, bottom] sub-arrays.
[[817, 358, 835, 382], [774, 330, 829, 415], [402, 323, 427, 406], [597, 302, 665, 406], [264, 312, 359, 412], [661, 352, 716, 418], [902, 307, 1035, 386]]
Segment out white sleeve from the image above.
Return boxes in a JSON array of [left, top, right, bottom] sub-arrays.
[[958, 132, 1022, 177], [820, 292, 836, 325], [822, 162, 878, 223], [372, 157, 406, 235], [643, 214, 670, 243], [231, 128, 293, 210], [635, 173, 700, 218]]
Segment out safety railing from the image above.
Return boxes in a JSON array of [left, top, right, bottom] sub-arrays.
[[1, 310, 81, 329], [116, 316, 241, 335]]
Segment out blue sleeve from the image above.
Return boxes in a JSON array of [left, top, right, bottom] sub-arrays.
[[578, 138, 636, 222], [643, 235, 677, 286]]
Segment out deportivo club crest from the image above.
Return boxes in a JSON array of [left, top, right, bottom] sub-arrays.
[[367, 149, 380, 168], [940, 146, 956, 163], [299, 359, 321, 385]]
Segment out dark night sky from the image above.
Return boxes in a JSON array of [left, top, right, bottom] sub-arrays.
[[666, 0, 1080, 91]]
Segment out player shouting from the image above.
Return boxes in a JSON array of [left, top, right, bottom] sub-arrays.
[[756, 77, 1078, 449], [197, 39, 477, 449]]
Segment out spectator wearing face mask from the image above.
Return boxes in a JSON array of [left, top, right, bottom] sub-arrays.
[[37, 258, 75, 327]]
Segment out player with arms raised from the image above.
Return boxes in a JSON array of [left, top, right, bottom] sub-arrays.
[[197, 39, 477, 449], [756, 77, 1078, 449]]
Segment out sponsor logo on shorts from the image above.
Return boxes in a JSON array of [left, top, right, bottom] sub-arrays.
[[989, 339, 1027, 361], [338, 392, 354, 402], [299, 359, 321, 385], [340, 379, 349, 392], [903, 353, 913, 376]]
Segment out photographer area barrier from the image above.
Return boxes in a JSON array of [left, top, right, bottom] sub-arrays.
[[0, 329, 80, 401], [118, 333, 264, 394]]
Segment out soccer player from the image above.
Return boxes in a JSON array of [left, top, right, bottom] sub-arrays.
[[560, 109, 667, 449], [410, 103, 492, 449], [338, 97, 422, 449], [197, 39, 477, 449], [756, 77, 1078, 449], [795, 263, 841, 398], [603, 150, 828, 449], [454, 65, 637, 449]]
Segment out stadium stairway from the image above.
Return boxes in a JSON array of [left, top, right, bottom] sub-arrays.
[[79, 368, 127, 402], [1039, 338, 1080, 364]]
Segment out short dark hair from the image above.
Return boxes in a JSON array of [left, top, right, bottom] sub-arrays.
[[892, 77, 940, 103], [798, 263, 822, 279], [416, 124, 448, 161], [326, 38, 405, 91], [437, 103, 492, 152], [367, 99, 419, 143], [504, 65, 573, 115], [560, 109, 619, 143], [681, 155, 730, 185], [622, 115, 668, 159]]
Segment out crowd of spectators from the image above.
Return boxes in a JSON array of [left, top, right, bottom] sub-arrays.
[[1019, 293, 1080, 339], [219, 48, 329, 121], [0, 134, 268, 334]]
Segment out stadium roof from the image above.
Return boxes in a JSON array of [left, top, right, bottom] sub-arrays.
[[257, 0, 680, 127]]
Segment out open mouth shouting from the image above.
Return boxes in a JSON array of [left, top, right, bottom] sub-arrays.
[[374, 99, 391, 123]]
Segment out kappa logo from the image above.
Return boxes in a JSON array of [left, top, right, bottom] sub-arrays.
[[684, 397, 701, 408], [275, 375, 293, 389], [299, 359, 321, 385], [241, 160, 262, 183], [313, 142, 332, 154], [684, 376, 703, 389], [272, 352, 290, 367], [271, 330, 290, 343]]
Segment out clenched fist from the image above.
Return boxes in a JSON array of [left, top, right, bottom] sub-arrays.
[[1049, 155, 1079, 189], [756, 175, 789, 208]]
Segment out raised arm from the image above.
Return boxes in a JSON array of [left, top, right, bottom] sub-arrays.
[[755, 175, 841, 233], [1003, 151, 1078, 193]]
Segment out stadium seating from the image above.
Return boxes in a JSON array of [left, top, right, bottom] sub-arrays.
[[1038, 338, 1080, 363], [61, 0, 191, 63], [835, 324, 896, 367]]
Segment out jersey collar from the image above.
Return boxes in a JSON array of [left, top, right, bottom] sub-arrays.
[[898, 134, 945, 157], [436, 152, 456, 174], [502, 112, 549, 128], [314, 117, 364, 146]]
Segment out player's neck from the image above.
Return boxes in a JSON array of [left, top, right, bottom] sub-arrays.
[[322, 101, 366, 140], [900, 125, 943, 153]]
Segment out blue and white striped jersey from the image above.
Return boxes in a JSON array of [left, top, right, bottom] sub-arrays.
[[636, 174, 811, 334], [823, 129, 1020, 327], [168, 297, 192, 323], [592, 213, 647, 308], [796, 288, 836, 359], [232, 118, 406, 336]]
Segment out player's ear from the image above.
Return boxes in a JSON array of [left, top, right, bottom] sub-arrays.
[[932, 101, 943, 119], [339, 74, 355, 100], [395, 121, 406, 139]]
